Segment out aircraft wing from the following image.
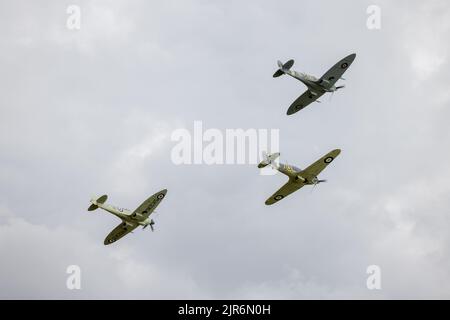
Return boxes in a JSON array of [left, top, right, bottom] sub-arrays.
[[265, 179, 305, 205], [300, 149, 341, 179], [286, 90, 325, 115], [104, 222, 138, 245], [131, 189, 167, 218], [319, 53, 356, 86]]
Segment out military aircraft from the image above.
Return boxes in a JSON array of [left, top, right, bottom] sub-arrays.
[[259, 149, 341, 205], [273, 53, 356, 115], [87, 189, 167, 245]]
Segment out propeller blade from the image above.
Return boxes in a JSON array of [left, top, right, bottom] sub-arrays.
[[310, 179, 327, 193], [150, 219, 155, 232]]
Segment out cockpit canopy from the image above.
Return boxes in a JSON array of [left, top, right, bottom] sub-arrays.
[[300, 73, 318, 82]]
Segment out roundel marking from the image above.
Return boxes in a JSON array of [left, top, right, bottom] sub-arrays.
[[341, 62, 348, 69], [157, 193, 165, 200], [274, 195, 284, 201], [324, 156, 334, 164]]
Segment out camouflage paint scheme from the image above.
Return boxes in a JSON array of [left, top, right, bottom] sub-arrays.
[[259, 149, 341, 205], [87, 189, 167, 245], [273, 54, 356, 115]]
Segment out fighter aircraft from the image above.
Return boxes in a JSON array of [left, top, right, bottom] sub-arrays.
[[259, 149, 341, 205], [87, 189, 167, 245], [273, 53, 356, 115]]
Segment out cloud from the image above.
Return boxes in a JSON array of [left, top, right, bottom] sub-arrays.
[[1, 0, 450, 299], [0, 206, 206, 299], [395, 1, 450, 81]]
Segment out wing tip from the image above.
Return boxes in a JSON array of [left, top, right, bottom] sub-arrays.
[[265, 196, 280, 205], [328, 149, 342, 158], [154, 188, 168, 197], [286, 107, 298, 115], [346, 53, 356, 61]]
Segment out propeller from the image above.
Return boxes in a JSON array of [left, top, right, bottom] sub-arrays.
[[150, 219, 155, 232], [329, 84, 345, 101], [310, 179, 327, 193], [329, 90, 335, 102], [143, 219, 155, 232]]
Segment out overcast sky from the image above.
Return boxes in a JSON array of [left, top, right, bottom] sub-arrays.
[[1, 0, 450, 299]]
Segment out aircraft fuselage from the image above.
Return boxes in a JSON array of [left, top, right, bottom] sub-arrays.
[[94, 202, 151, 226], [276, 162, 319, 185], [284, 69, 337, 93]]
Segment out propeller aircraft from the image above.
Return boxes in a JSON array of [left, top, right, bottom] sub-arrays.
[[273, 53, 356, 115], [259, 150, 341, 205], [87, 189, 167, 245]]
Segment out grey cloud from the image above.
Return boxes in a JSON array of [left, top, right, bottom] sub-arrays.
[[1, 0, 450, 299]]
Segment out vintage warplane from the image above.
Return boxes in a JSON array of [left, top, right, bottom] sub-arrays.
[[87, 189, 167, 245], [259, 149, 341, 205], [273, 53, 356, 115]]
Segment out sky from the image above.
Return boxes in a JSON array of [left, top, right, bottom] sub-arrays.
[[1, 0, 450, 299]]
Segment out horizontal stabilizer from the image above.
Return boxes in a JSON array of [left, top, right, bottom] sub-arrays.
[[258, 152, 280, 168], [273, 69, 284, 78], [88, 194, 108, 211], [87, 204, 98, 211], [273, 59, 294, 77], [283, 59, 294, 70]]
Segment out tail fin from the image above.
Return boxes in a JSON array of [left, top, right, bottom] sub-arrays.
[[258, 151, 280, 168], [88, 194, 108, 211], [273, 59, 294, 77]]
